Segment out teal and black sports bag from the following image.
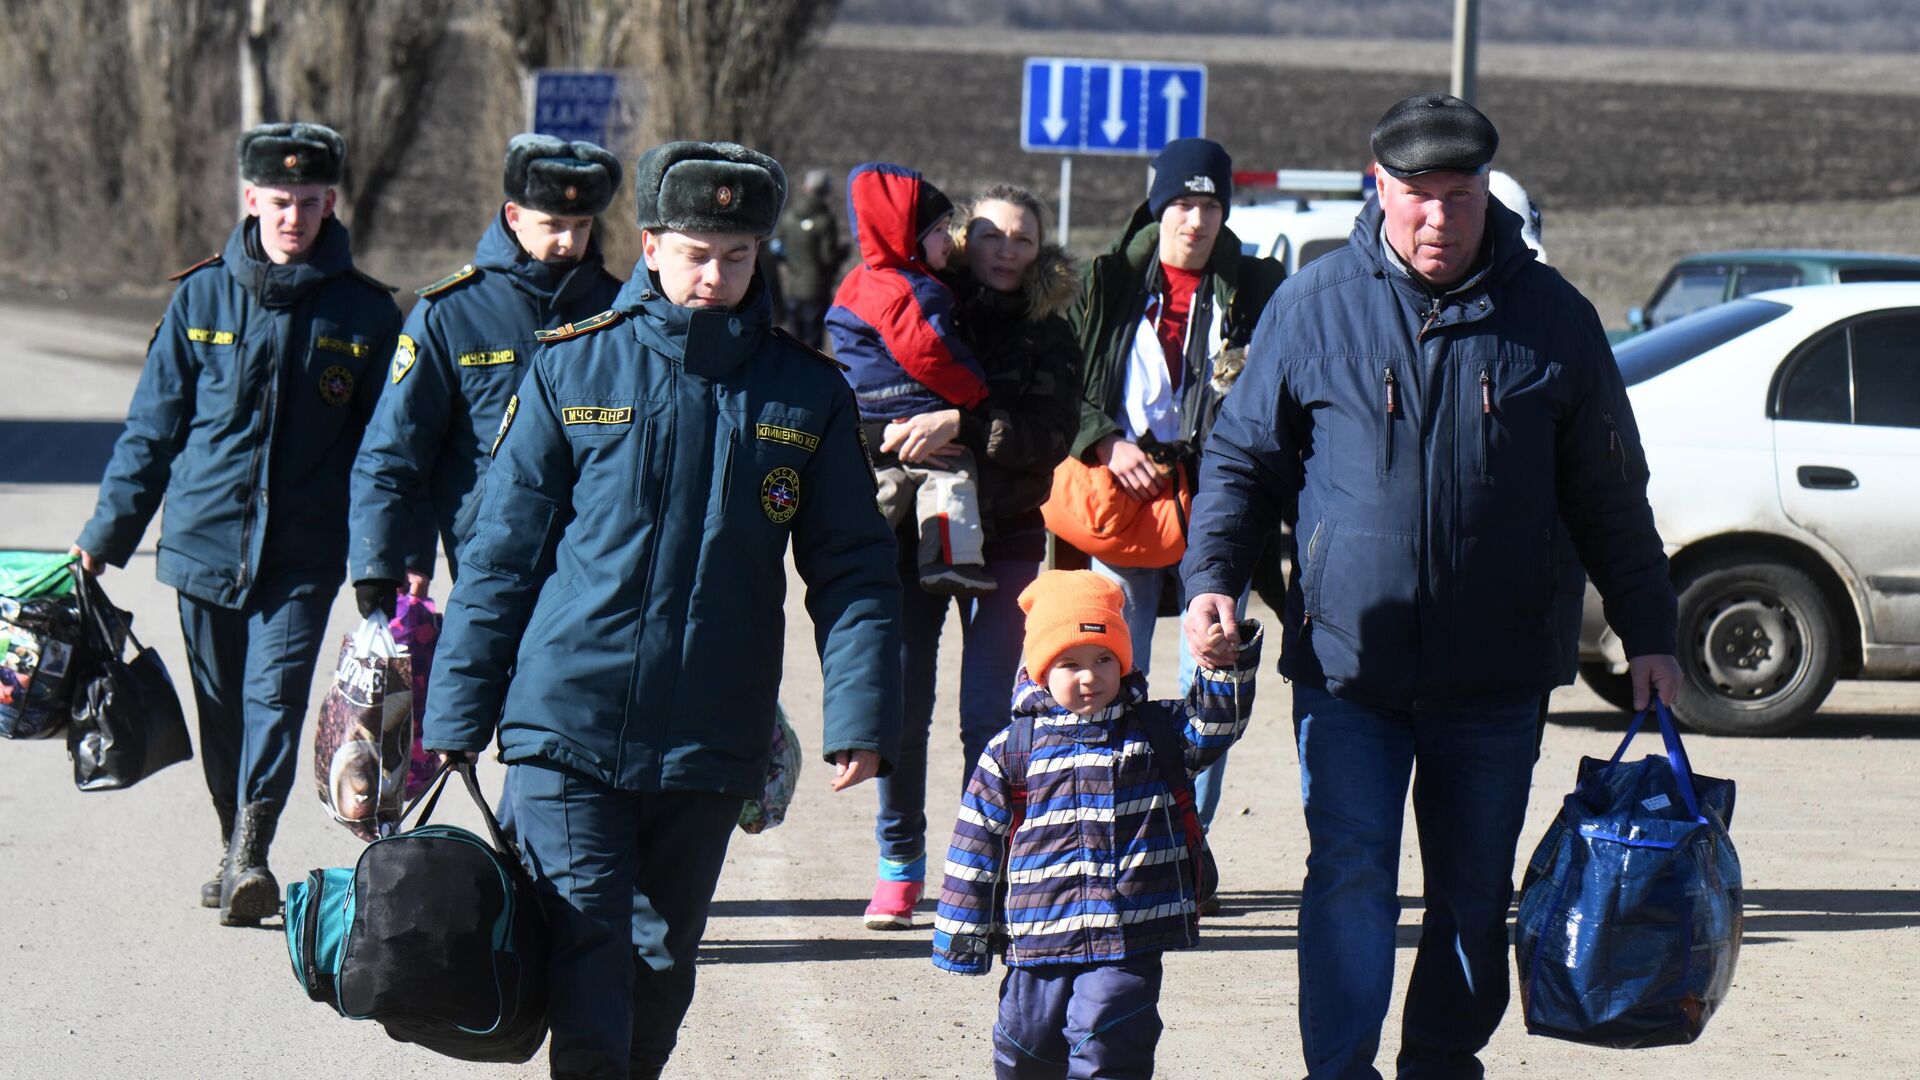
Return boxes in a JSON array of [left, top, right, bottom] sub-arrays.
[[286, 761, 548, 1062]]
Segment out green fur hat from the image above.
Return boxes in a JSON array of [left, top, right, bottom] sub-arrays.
[[237, 122, 345, 186], [634, 141, 787, 237], [504, 134, 622, 216]]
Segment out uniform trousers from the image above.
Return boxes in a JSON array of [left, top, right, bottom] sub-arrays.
[[175, 576, 335, 811], [510, 763, 741, 1080]]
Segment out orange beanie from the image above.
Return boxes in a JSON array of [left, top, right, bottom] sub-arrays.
[[1016, 569, 1134, 678]]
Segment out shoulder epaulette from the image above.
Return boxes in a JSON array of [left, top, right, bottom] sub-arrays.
[[769, 324, 851, 371], [416, 263, 479, 300], [351, 267, 398, 293], [535, 309, 625, 343], [166, 253, 222, 282]]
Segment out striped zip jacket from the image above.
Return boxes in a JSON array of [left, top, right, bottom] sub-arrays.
[[932, 632, 1261, 975]]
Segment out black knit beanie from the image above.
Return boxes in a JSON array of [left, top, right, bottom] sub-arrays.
[[916, 179, 954, 241]]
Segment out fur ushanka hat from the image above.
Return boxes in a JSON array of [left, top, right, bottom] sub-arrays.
[[504, 134, 622, 216], [237, 122, 345, 186], [633, 141, 787, 237]]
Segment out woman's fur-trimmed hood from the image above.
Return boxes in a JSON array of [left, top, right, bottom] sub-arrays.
[[950, 218, 1079, 323]]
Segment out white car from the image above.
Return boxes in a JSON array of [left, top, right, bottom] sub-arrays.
[[1578, 283, 1920, 734], [1230, 170, 1369, 274]]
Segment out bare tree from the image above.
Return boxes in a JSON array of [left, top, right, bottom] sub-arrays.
[[0, 0, 242, 281], [631, 0, 843, 155], [499, 0, 648, 76], [260, 0, 456, 247], [496, 0, 841, 157]]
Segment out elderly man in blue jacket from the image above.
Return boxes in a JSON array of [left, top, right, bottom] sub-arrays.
[[73, 123, 401, 927], [348, 135, 624, 615], [1180, 95, 1683, 1080], [422, 140, 903, 1080]]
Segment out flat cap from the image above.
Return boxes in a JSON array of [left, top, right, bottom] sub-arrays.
[[238, 122, 345, 186], [505, 134, 622, 216], [634, 141, 787, 238], [1370, 94, 1498, 178]]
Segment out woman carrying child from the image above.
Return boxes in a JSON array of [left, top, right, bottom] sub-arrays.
[[838, 180, 1084, 929]]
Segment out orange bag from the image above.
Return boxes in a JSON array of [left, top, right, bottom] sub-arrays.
[[1040, 456, 1191, 569]]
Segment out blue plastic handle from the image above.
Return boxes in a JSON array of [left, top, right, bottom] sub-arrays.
[[1608, 700, 1703, 821]]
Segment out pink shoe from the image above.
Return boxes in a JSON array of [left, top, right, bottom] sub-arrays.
[[863, 879, 924, 930]]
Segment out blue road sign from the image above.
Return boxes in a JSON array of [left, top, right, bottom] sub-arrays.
[[532, 70, 621, 145], [1021, 58, 1207, 156]]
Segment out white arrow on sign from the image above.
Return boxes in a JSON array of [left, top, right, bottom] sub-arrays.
[[1042, 61, 1069, 141], [1100, 63, 1127, 143], [1161, 74, 1188, 141]]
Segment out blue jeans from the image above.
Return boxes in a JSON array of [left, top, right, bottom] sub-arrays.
[[1291, 685, 1540, 1080], [1090, 560, 1246, 828], [873, 547, 1040, 876]]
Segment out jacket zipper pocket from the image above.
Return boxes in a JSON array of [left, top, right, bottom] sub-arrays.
[[1301, 520, 1325, 625], [237, 385, 270, 591], [718, 428, 736, 507], [1478, 369, 1492, 481], [1379, 366, 1398, 476], [1604, 412, 1626, 481]]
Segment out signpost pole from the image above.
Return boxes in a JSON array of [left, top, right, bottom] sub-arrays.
[[1059, 155, 1073, 248], [1451, 0, 1480, 103]]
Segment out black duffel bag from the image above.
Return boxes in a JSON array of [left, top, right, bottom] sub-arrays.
[[67, 571, 191, 791], [311, 760, 550, 1062]]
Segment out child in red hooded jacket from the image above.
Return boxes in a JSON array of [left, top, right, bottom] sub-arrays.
[[826, 163, 997, 597]]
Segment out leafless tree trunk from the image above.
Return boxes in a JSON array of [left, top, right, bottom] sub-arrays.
[[0, 0, 243, 281], [261, 0, 455, 247], [631, 0, 843, 156]]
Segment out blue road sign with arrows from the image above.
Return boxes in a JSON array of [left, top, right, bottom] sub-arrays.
[[1021, 58, 1207, 156]]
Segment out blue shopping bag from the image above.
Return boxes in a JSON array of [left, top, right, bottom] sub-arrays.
[[1514, 701, 1742, 1048]]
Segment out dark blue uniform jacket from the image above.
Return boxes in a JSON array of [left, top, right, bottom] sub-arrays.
[[1182, 198, 1677, 710], [422, 276, 905, 798], [348, 211, 622, 583], [78, 218, 401, 607]]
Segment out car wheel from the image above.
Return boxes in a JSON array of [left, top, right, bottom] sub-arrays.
[[1671, 558, 1838, 736], [1577, 661, 1638, 713]]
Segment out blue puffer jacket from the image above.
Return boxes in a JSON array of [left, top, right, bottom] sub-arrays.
[[422, 275, 904, 797], [1182, 198, 1676, 710], [348, 210, 623, 584], [77, 217, 401, 607]]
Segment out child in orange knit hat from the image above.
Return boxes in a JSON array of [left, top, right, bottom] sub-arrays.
[[932, 569, 1261, 1078]]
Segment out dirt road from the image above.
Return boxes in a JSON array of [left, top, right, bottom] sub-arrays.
[[2, 306, 1916, 1079]]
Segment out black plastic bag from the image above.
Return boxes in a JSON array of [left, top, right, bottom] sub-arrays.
[[67, 572, 192, 791]]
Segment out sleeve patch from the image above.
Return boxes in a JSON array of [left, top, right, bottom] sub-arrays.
[[390, 334, 418, 384]]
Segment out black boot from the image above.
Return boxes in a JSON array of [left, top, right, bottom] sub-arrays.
[[201, 798, 237, 908], [219, 801, 281, 926]]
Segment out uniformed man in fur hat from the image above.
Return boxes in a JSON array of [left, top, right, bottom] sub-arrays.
[[72, 122, 402, 926], [421, 141, 904, 1079], [349, 134, 625, 614]]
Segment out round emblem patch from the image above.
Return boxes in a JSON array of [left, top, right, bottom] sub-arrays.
[[715, 184, 734, 208], [564, 184, 579, 201], [283, 152, 300, 170], [760, 466, 800, 524], [318, 364, 355, 406]]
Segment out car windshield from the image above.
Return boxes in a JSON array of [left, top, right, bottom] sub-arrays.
[[1613, 298, 1792, 386]]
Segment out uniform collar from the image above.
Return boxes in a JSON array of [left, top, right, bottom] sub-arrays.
[[617, 270, 773, 379], [475, 208, 607, 308], [225, 216, 353, 308]]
